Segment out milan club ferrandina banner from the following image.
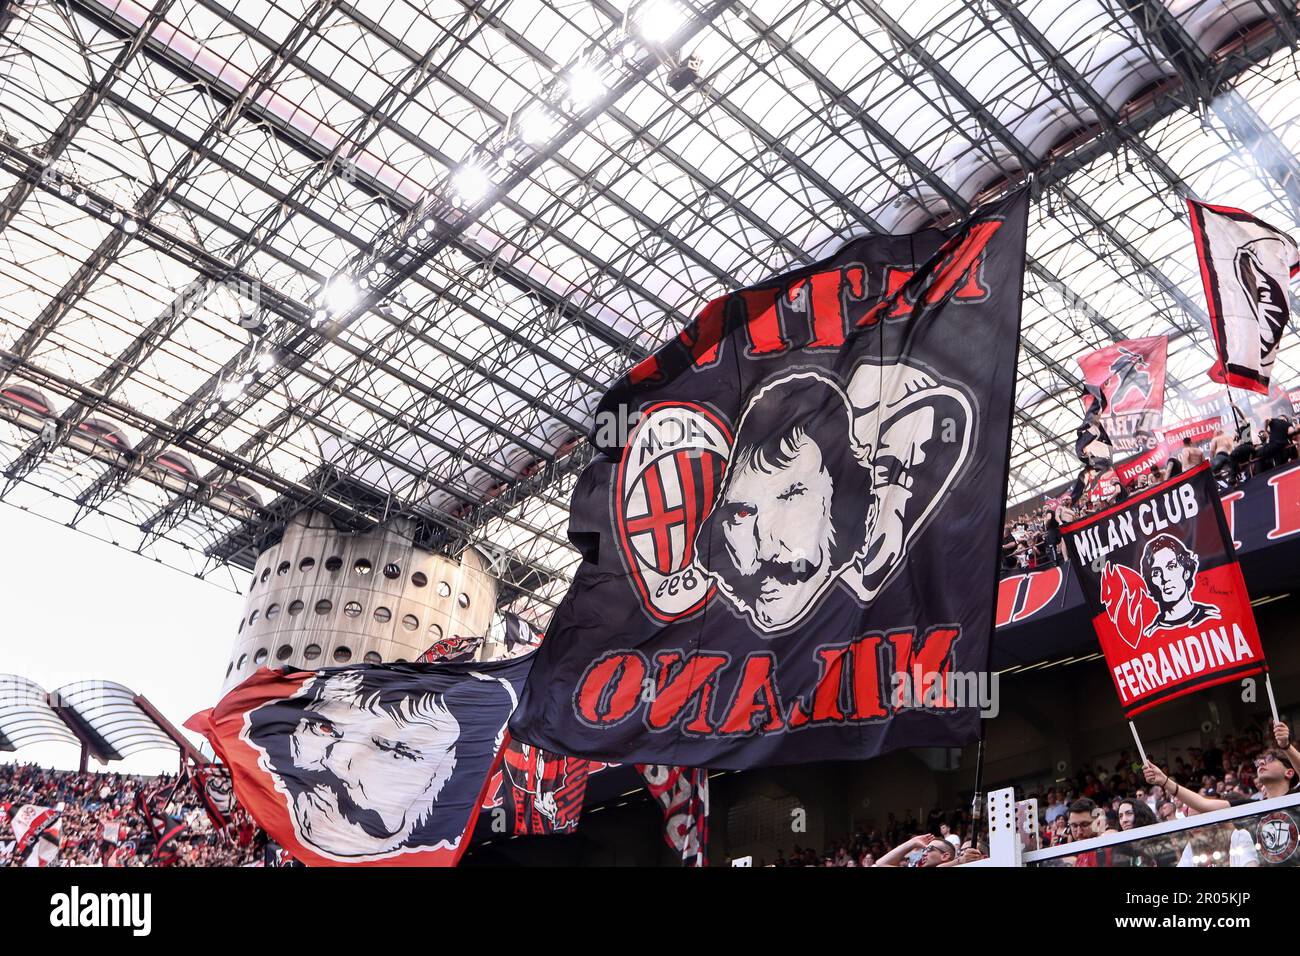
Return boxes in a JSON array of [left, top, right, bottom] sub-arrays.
[[186, 654, 533, 866], [1063, 464, 1266, 719], [1076, 336, 1168, 454], [508, 190, 1030, 769], [1188, 199, 1298, 394]]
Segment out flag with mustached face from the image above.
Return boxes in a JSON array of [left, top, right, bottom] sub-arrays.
[[509, 190, 1030, 768]]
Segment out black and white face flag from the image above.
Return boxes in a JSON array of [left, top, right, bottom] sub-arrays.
[[1188, 199, 1298, 395], [508, 190, 1029, 769]]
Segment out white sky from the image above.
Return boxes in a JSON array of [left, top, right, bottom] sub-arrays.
[[0, 502, 242, 775]]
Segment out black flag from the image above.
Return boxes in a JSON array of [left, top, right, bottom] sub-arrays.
[[509, 190, 1029, 768]]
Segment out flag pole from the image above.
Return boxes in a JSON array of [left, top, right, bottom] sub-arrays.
[[1265, 672, 1281, 725], [969, 734, 986, 847], [1128, 720, 1148, 765]]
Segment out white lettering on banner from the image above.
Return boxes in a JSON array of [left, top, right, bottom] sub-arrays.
[[1111, 623, 1252, 702], [1135, 484, 1200, 537]]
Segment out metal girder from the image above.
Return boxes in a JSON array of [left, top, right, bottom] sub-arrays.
[[58, 0, 733, 548], [0, 0, 176, 237]]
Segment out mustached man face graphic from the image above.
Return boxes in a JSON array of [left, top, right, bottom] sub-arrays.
[[245, 670, 504, 860], [699, 372, 870, 631], [696, 364, 972, 634], [1139, 533, 1220, 635]]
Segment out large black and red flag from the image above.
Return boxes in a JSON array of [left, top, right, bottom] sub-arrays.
[[136, 788, 186, 867], [500, 734, 590, 835], [1076, 336, 1168, 454], [508, 190, 1029, 768], [1062, 464, 1266, 718], [185, 654, 533, 867], [637, 764, 708, 867], [1188, 199, 1298, 394], [187, 763, 236, 830]]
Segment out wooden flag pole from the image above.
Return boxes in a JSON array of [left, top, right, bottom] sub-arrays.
[[1128, 720, 1148, 765]]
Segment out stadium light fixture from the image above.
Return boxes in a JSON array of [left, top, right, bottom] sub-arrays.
[[636, 2, 682, 44], [453, 165, 491, 205], [518, 109, 557, 147], [566, 65, 605, 109], [321, 274, 358, 314]]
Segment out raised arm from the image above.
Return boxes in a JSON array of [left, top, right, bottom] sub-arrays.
[[1142, 759, 1228, 814]]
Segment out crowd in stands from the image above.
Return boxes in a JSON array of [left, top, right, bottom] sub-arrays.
[[761, 721, 1300, 867], [0, 763, 266, 867], [1001, 411, 1300, 572]]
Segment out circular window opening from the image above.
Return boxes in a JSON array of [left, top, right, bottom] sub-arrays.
[[266, 603, 281, 621], [226, 661, 233, 677], [383, 562, 401, 579], [343, 601, 363, 618], [394, 658, 408, 664], [288, 599, 304, 616], [364, 651, 382, 665], [354, 558, 373, 576], [249, 609, 260, 625], [437, 582, 451, 598], [299, 556, 316, 573], [253, 648, 268, 666], [315, 599, 333, 615], [324, 556, 342, 572], [260, 568, 270, 583], [237, 618, 244, 634], [249, 574, 257, 590], [428, 623, 444, 640], [457, 593, 470, 609], [411, 571, 428, 588], [374, 606, 392, 624], [402, 614, 419, 631], [333, 646, 352, 664], [277, 560, 291, 576], [237, 653, 248, 670], [303, 643, 321, 662], [275, 644, 293, 662]]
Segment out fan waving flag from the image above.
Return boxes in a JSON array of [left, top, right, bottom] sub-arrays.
[[1062, 464, 1266, 718], [1076, 337, 1168, 454], [186, 654, 534, 867], [509, 189, 1029, 769], [1188, 199, 1299, 394]]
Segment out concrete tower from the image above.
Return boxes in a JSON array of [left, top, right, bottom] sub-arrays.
[[221, 511, 498, 692]]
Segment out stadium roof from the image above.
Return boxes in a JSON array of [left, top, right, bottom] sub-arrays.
[[0, 676, 179, 761], [1, 0, 1299, 622]]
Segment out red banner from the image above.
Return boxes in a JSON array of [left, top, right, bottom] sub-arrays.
[[1063, 465, 1266, 717], [1077, 336, 1168, 454]]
